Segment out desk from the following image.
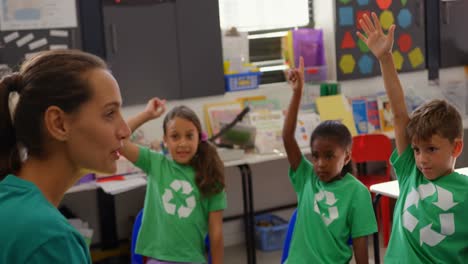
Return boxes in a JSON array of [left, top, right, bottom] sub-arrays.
[[369, 167, 468, 264], [224, 149, 295, 264]]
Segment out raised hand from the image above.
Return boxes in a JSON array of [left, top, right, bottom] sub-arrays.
[[144, 97, 166, 119], [357, 12, 395, 60], [288, 56, 304, 94]]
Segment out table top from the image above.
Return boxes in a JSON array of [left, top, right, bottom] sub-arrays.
[[369, 167, 468, 199]]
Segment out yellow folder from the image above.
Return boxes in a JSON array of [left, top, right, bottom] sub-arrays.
[[315, 95, 357, 136]]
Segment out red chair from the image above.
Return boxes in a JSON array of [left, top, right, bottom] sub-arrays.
[[352, 134, 393, 247]]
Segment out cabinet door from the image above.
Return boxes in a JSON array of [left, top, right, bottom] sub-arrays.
[[440, 0, 468, 67], [334, 0, 426, 80], [103, 2, 181, 105], [176, 0, 225, 98]]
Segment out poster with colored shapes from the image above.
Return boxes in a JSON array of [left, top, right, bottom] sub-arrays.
[[335, 0, 425, 80]]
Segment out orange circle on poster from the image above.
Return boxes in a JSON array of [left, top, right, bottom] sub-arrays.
[[377, 0, 392, 10], [398, 34, 412, 52]]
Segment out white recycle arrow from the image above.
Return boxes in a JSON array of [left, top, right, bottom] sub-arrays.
[[322, 206, 339, 226], [324, 191, 338, 206], [181, 180, 193, 195], [439, 213, 455, 236], [403, 210, 419, 232], [420, 223, 446, 246], [433, 186, 458, 211], [178, 196, 196, 218], [315, 191, 325, 201], [186, 196, 196, 208], [418, 183, 436, 200], [171, 180, 182, 192], [404, 188, 420, 210], [313, 190, 339, 226], [163, 189, 176, 215], [402, 183, 458, 247]]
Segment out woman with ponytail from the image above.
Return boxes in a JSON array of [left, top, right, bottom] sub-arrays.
[[0, 49, 131, 263]]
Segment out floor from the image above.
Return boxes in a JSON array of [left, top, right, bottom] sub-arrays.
[[225, 233, 387, 264]]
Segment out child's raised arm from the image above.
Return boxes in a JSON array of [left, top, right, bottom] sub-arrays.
[[121, 97, 166, 163], [357, 12, 410, 154], [282, 57, 304, 170]]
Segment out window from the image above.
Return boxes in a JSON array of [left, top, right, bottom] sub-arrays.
[[218, 0, 314, 84]]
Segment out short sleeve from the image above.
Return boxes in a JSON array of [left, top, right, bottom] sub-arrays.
[[207, 190, 227, 212], [349, 186, 378, 238], [288, 155, 314, 194], [390, 145, 416, 184], [134, 146, 164, 175], [26, 235, 91, 264]]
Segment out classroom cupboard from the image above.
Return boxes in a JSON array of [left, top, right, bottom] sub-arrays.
[[79, 0, 225, 106]]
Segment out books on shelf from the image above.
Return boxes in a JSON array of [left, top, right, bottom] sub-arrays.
[[350, 96, 383, 134]]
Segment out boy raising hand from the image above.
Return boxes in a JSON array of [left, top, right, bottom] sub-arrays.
[[358, 12, 468, 263]]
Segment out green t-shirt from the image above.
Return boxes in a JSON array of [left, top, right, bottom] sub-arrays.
[[286, 155, 377, 264], [385, 146, 468, 263], [134, 146, 227, 263], [0, 175, 91, 264]]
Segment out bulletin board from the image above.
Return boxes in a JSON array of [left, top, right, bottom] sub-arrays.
[[335, 0, 426, 80], [0, 29, 79, 72], [0, 0, 80, 75]]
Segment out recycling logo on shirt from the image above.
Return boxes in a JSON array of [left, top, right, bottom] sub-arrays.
[[403, 182, 457, 247], [314, 190, 339, 226], [162, 180, 196, 218]]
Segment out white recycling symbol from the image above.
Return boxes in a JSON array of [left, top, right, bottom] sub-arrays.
[[314, 190, 339, 226], [162, 180, 196, 218], [402, 182, 458, 247]]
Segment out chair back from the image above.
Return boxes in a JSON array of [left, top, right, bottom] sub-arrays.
[[281, 209, 298, 264]]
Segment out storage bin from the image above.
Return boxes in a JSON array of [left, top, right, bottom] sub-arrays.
[[225, 72, 261, 92], [254, 214, 288, 251]]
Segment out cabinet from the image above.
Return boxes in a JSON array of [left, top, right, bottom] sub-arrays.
[[314, 0, 426, 81], [79, 0, 225, 106], [439, 0, 468, 68]]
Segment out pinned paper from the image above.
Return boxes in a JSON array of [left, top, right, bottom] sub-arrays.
[[50, 44, 68, 50], [16, 33, 34, 47], [28, 38, 47, 50], [4, 32, 19, 43], [50, 30, 69, 37]]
